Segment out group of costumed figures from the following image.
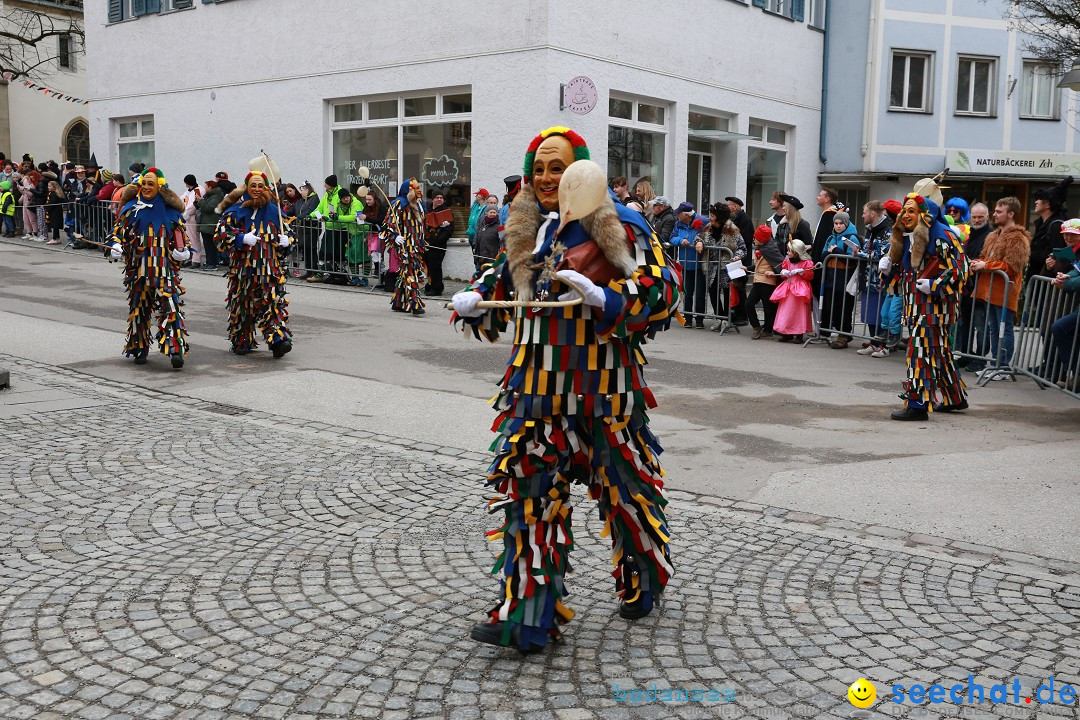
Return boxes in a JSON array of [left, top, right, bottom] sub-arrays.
[[105, 166, 294, 367], [105, 166, 434, 368], [100, 127, 972, 655]]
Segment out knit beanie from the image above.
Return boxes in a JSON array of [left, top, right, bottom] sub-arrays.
[[325, 174, 338, 188], [834, 211, 850, 227]]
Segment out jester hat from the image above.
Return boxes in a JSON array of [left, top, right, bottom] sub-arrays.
[[139, 166, 167, 186]]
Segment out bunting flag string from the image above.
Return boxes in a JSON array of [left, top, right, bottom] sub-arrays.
[[19, 80, 90, 105]]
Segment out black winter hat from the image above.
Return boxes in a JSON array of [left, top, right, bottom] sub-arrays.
[[1034, 175, 1073, 212], [183, 174, 197, 187], [325, 174, 338, 187]]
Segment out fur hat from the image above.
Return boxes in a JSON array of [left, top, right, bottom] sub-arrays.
[[1034, 176, 1073, 212], [789, 239, 810, 261]]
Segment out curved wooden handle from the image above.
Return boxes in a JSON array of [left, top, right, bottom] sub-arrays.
[[446, 274, 586, 310]]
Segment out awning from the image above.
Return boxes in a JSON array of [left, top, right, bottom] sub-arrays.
[[688, 129, 757, 142]]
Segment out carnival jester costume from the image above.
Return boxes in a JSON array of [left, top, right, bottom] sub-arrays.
[[214, 171, 295, 357], [881, 192, 969, 420], [106, 167, 190, 369], [451, 127, 682, 652], [381, 179, 427, 315]]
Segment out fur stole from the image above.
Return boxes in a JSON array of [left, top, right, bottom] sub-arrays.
[[120, 184, 185, 212], [216, 186, 247, 214], [503, 184, 636, 298], [889, 221, 928, 270]]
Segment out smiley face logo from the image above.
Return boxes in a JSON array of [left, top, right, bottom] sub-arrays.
[[848, 678, 876, 708]]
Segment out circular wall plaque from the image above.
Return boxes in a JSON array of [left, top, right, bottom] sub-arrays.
[[565, 76, 597, 115]]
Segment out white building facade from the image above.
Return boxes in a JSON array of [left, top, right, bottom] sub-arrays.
[[87, 0, 827, 279], [1, 0, 87, 164]]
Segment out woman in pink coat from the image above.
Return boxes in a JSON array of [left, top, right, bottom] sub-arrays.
[[771, 238, 815, 342]]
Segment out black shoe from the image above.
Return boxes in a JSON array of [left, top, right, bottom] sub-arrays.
[[469, 622, 544, 654], [133, 352, 148, 365], [271, 340, 292, 358], [170, 354, 184, 369], [231, 346, 251, 356], [619, 594, 654, 620], [933, 399, 968, 413], [412, 308, 426, 316], [392, 306, 406, 313], [891, 407, 928, 421]]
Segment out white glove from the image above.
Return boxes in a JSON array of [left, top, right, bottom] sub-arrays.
[[792, 268, 804, 275], [556, 269, 606, 308], [313, 211, 323, 221], [915, 278, 933, 295], [878, 256, 892, 274], [440, 220, 450, 227], [277, 234, 291, 247], [242, 232, 259, 247], [170, 248, 191, 263], [109, 243, 123, 261], [780, 269, 793, 278], [452, 291, 484, 317], [395, 235, 405, 246]]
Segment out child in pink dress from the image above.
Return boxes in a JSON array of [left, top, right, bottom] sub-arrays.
[[771, 239, 815, 342]]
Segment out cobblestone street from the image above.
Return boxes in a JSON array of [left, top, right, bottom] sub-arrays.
[[2, 354, 1079, 720]]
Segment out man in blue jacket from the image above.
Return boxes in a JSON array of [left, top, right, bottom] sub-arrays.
[[671, 202, 706, 327]]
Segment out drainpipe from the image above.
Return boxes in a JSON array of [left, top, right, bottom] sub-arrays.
[[819, 0, 831, 165], [860, 0, 878, 158]]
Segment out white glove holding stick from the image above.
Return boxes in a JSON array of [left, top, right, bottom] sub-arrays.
[[451, 291, 484, 317], [556, 269, 606, 308], [242, 232, 259, 247]]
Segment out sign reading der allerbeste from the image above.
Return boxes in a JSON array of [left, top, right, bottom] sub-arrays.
[[947, 148, 1080, 177]]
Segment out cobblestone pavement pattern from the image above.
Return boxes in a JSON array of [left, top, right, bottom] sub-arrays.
[[2, 354, 1080, 720]]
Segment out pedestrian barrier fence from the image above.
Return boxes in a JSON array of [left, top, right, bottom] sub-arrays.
[[953, 268, 1013, 386], [680, 245, 740, 334], [1011, 275, 1080, 399]]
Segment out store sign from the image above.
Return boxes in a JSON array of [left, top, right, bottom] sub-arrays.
[[421, 154, 459, 187], [946, 148, 1080, 177], [348, 158, 395, 194], [563, 76, 597, 115]]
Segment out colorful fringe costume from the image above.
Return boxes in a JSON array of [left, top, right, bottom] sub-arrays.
[[108, 171, 189, 361], [381, 180, 427, 314], [454, 127, 681, 651], [214, 176, 294, 355], [887, 194, 969, 410]]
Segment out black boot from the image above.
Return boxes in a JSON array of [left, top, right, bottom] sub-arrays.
[[170, 354, 184, 369], [619, 592, 655, 620], [133, 350, 148, 365], [469, 622, 544, 654], [890, 406, 928, 421], [271, 339, 292, 358], [932, 399, 968, 413]]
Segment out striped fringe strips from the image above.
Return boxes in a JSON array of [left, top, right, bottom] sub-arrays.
[[119, 226, 188, 358], [217, 218, 292, 352], [388, 205, 427, 313], [483, 412, 673, 651]]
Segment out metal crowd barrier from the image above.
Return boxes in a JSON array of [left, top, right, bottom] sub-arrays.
[[809, 253, 879, 346], [1012, 275, 1080, 399], [952, 269, 1013, 386], [287, 217, 377, 286], [683, 245, 739, 333]]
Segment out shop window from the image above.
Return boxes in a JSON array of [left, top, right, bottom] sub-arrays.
[[116, 115, 155, 171], [808, 0, 826, 29], [329, 90, 472, 212], [745, 119, 790, 226], [956, 56, 996, 117], [1020, 62, 1059, 120], [890, 50, 933, 113], [608, 93, 669, 194]]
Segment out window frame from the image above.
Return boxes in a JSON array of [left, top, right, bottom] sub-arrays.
[[607, 91, 671, 194], [58, 34, 75, 72], [114, 114, 156, 170], [954, 54, 997, 118], [328, 88, 473, 196], [808, 0, 826, 30], [1019, 60, 1061, 121], [889, 50, 935, 114]]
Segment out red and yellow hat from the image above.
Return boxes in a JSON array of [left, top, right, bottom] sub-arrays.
[[523, 126, 590, 178], [139, 167, 166, 186]]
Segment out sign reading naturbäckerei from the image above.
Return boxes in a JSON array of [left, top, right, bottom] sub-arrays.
[[947, 148, 1080, 177]]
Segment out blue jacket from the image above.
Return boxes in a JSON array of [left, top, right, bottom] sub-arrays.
[[671, 213, 706, 270]]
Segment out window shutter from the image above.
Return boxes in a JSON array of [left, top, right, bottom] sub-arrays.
[[174, 0, 193, 7], [132, 0, 147, 16], [108, 0, 123, 22], [791, 0, 805, 21], [145, 0, 162, 12], [752, 0, 767, 7]]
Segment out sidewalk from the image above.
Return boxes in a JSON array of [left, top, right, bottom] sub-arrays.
[[1, 355, 1077, 720]]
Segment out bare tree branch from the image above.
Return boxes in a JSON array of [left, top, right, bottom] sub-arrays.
[[1008, 0, 1080, 69], [0, 3, 83, 82]]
